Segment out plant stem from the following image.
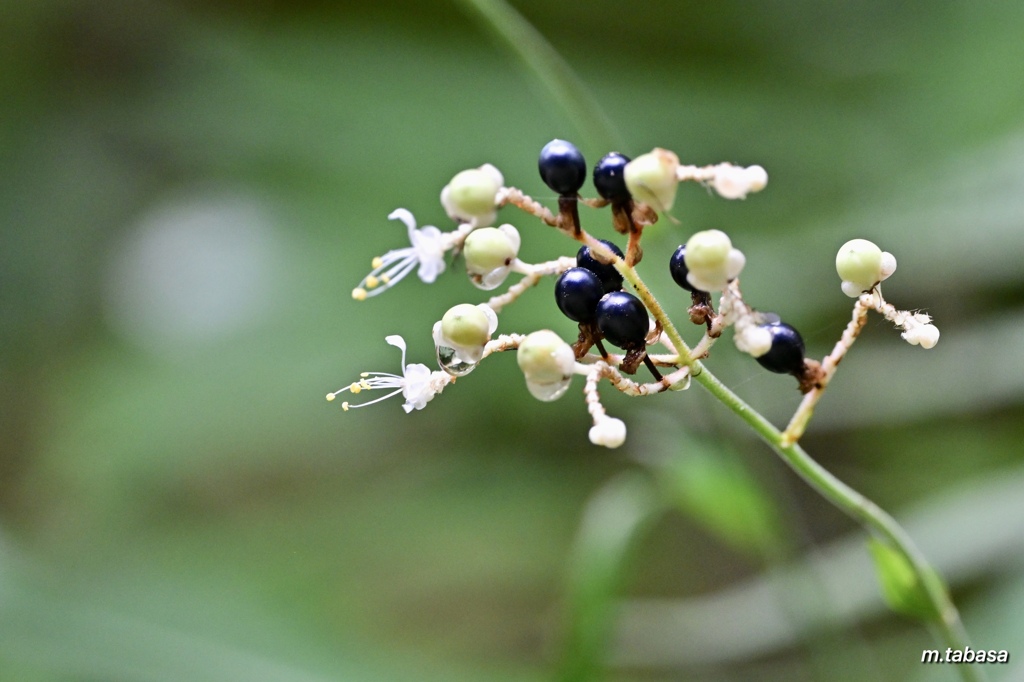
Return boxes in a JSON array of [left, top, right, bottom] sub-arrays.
[[617, 253, 980, 680], [691, 362, 983, 682], [452, 0, 624, 152]]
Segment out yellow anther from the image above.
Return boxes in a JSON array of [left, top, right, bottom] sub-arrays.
[[359, 379, 371, 389], [360, 372, 370, 377], [342, 401, 350, 411], [326, 393, 335, 401], [352, 287, 367, 301], [365, 275, 379, 289], [372, 256, 384, 268], [349, 382, 362, 394], [380, 275, 391, 284]]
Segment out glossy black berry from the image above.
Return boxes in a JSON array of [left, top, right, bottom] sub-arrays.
[[596, 292, 649, 349], [593, 152, 631, 202], [669, 244, 699, 293], [539, 139, 587, 196], [555, 267, 605, 323], [576, 240, 624, 293], [756, 322, 806, 375]]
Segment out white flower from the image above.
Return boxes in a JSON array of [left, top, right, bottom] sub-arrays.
[[352, 209, 447, 300], [327, 335, 451, 412]]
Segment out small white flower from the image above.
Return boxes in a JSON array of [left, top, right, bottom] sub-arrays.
[[327, 335, 451, 412], [352, 209, 448, 300]]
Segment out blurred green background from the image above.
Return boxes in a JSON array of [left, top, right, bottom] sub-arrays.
[[2, 1, 1023, 680]]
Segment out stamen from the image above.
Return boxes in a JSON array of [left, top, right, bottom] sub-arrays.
[[326, 393, 335, 401], [352, 288, 367, 301], [372, 256, 384, 268], [365, 275, 380, 289]]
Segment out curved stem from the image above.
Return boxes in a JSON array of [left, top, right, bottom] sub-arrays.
[[612, 252, 980, 680], [692, 363, 982, 681]]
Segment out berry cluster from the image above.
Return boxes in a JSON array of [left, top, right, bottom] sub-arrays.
[[331, 139, 939, 448]]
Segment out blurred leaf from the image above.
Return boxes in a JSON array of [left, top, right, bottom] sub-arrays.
[[557, 472, 663, 682], [867, 536, 941, 622], [650, 435, 785, 559]]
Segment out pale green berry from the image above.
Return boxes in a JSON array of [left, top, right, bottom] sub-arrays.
[[440, 303, 492, 350], [683, 229, 745, 292], [624, 148, 680, 211], [836, 239, 883, 294], [517, 330, 574, 384], [685, 229, 732, 270], [440, 164, 503, 225], [464, 225, 519, 275]]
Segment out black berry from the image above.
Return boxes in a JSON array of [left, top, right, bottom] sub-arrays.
[[669, 244, 700, 293], [539, 139, 587, 196], [576, 240, 624, 293], [593, 152, 631, 202], [596, 292, 649, 349], [756, 322, 806, 375], [555, 268, 605, 323]]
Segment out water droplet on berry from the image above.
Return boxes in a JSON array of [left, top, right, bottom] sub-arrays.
[[669, 374, 691, 391], [525, 378, 571, 402], [436, 345, 477, 376]]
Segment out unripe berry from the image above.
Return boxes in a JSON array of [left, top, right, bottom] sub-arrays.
[[624, 148, 679, 211], [517, 330, 575, 384], [440, 304, 492, 350], [440, 164, 504, 226], [463, 225, 520, 292], [464, 226, 518, 272], [555, 267, 605, 323], [836, 238, 896, 297], [596, 292, 649, 349], [684, 229, 745, 292], [538, 139, 587, 196], [576, 240, 624, 293]]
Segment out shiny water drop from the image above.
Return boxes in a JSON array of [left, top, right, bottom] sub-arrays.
[[436, 344, 477, 376], [669, 373, 691, 391], [526, 377, 571, 402]]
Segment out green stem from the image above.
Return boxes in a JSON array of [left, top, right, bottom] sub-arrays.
[[691, 363, 983, 682], [466, 3, 978, 674], [617, 250, 980, 680], [452, 0, 624, 152]]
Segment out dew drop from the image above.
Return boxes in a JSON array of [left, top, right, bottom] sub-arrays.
[[669, 374, 691, 391], [526, 378, 571, 402], [437, 344, 477, 376]]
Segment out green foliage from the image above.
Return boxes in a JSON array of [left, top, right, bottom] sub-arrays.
[[868, 536, 942, 622], [0, 0, 1022, 680]]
